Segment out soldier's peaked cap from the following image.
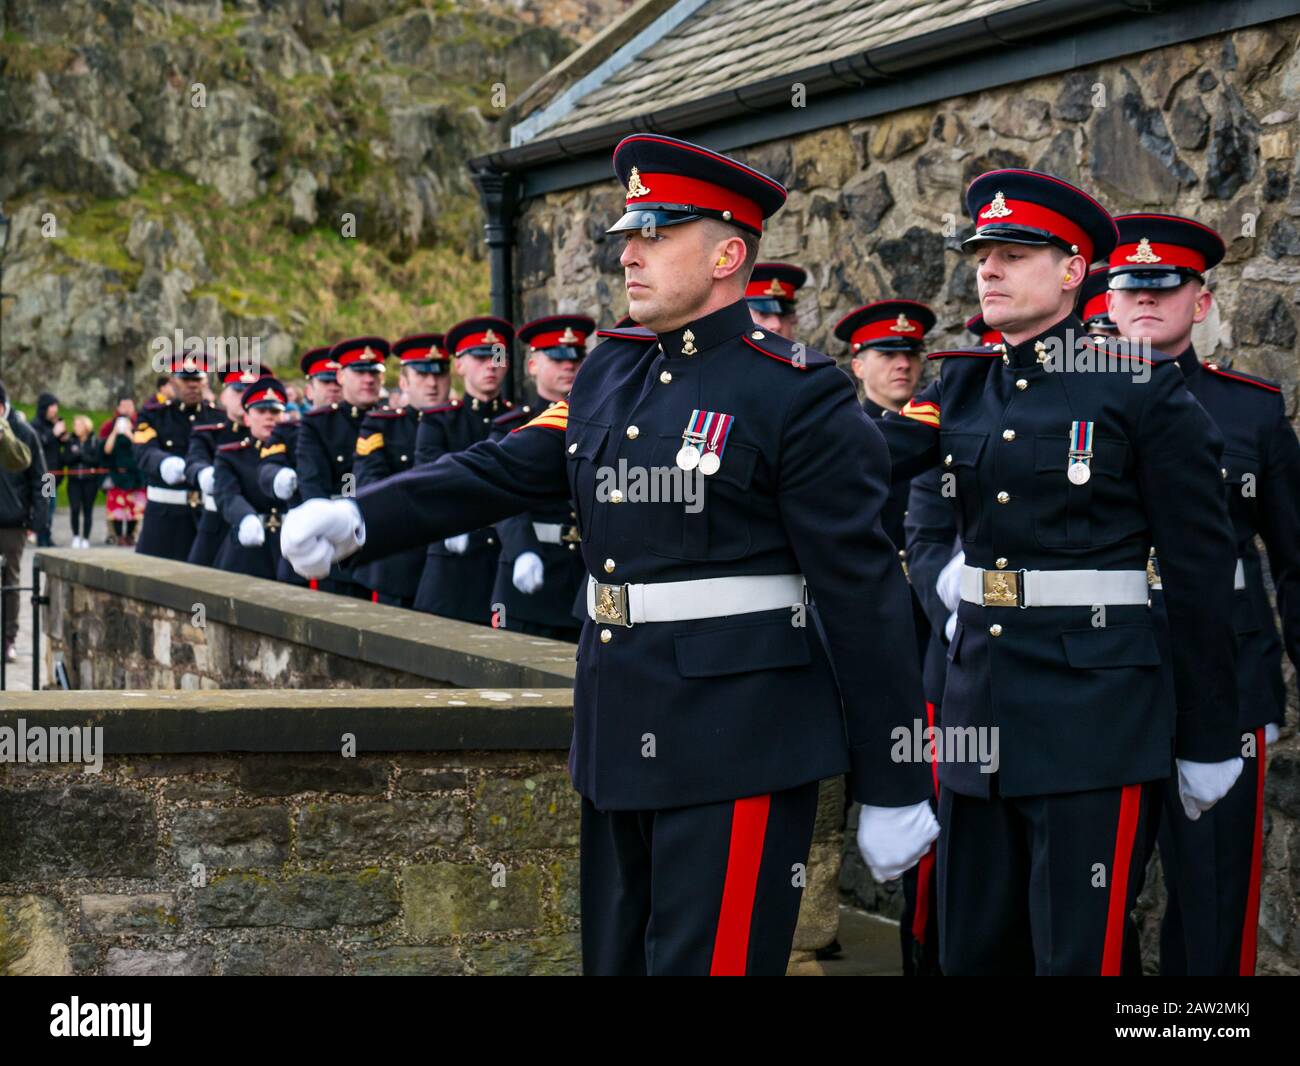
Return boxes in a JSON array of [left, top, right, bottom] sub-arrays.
[[1078, 267, 1117, 329], [330, 336, 389, 370], [446, 316, 514, 356], [518, 315, 595, 360], [607, 134, 787, 237], [835, 300, 936, 352], [300, 346, 340, 379], [393, 333, 450, 372], [746, 262, 807, 314], [1108, 213, 1225, 290], [242, 377, 288, 411], [963, 169, 1118, 265], [965, 312, 1001, 346]]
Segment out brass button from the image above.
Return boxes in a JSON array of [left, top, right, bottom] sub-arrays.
[[897, 549, 906, 559], [1015, 378, 1028, 390], [626, 425, 639, 439], [603, 558, 615, 573], [600, 629, 612, 643], [400, 454, 407, 462], [568, 442, 577, 454], [487, 537, 494, 545], [609, 489, 624, 504], [996, 491, 1010, 504], [1221, 467, 1228, 479], [989, 624, 1003, 637], [1002, 429, 1016, 442], [1001, 354, 1009, 366], [660, 371, 672, 384], [943, 454, 954, 467], [751, 330, 764, 339], [337, 455, 344, 462], [568, 543, 576, 551], [995, 557, 1008, 569]]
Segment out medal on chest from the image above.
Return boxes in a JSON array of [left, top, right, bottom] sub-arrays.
[[1067, 420, 1094, 485], [676, 409, 734, 475]]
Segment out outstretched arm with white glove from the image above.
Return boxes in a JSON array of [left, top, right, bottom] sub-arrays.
[[197, 465, 216, 496], [272, 467, 298, 501], [159, 455, 187, 486], [281, 422, 570, 581], [857, 801, 940, 882], [512, 551, 544, 594], [237, 513, 265, 548]]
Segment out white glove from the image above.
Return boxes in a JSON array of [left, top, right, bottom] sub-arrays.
[[512, 551, 544, 594], [197, 465, 215, 495], [159, 455, 186, 485], [936, 549, 965, 613], [856, 800, 940, 882], [944, 609, 958, 642], [114, 416, 132, 434], [280, 498, 365, 579], [1265, 722, 1280, 747], [1176, 757, 1244, 821], [272, 467, 298, 501], [444, 533, 469, 554], [237, 514, 265, 547]]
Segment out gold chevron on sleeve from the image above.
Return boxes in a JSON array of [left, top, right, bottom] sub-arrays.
[[355, 432, 384, 456], [132, 424, 157, 444], [899, 399, 940, 428], [513, 400, 569, 434]]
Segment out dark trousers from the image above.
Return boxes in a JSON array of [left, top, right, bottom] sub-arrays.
[[1158, 730, 1267, 976], [579, 780, 819, 976], [938, 780, 1160, 975], [67, 478, 99, 538], [35, 489, 56, 545], [899, 699, 942, 976], [0, 526, 24, 644]]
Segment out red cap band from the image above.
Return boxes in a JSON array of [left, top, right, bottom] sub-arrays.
[[1109, 240, 1207, 273], [243, 385, 285, 407], [627, 172, 762, 233], [745, 277, 794, 300], [850, 313, 927, 349], [336, 345, 383, 368], [975, 197, 1094, 263], [1082, 291, 1111, 321], [525, 328, 588, 350], [454, 328, 508, 354], [306, 358, 340, 377]]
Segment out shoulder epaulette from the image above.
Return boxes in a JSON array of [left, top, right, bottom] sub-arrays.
[[1075, 337, 1179, 369], [1203, 363, 1282, 393], [421, 401, 460, 416], [306, 403, 339, 417], [217, 439, 249, 453], [740, 330, 834, 370], [926, 347, 1000, 360], [367, 407, 406, 419], [191, 421, 223, 433]]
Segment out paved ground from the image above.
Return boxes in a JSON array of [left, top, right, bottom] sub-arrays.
[[4, 503, 120, 691]]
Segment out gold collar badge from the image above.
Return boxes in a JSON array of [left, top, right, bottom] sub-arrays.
[[681, 329, 698, 357]]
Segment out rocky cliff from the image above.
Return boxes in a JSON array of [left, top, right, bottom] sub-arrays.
[[0, 0, 625, 406]]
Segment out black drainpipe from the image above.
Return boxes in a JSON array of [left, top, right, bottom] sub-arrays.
[[471, 166, 521, 403]]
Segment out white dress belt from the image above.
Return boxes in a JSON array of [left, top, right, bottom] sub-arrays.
[[960, 565, 1149, 607], [202, 492, 217, 512], [533, 521, 576, 545], [146, 486, 189, 505], [586, 573, 806, 626], [1150, 557, 1245, 592]]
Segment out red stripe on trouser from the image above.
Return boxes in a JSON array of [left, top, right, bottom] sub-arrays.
[[1101, 783, 1142, 975], [710, 794, 772, 976], [1240, 728, 1266, 976], [911, 700, 940, 945], [371, 590, 380, 603], [309, 579, 318, 591]]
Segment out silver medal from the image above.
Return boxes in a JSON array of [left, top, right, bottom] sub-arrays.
[[1067, 461, 1091, 485], [698, 450, 721, 476], [676, 444, 700, 471]]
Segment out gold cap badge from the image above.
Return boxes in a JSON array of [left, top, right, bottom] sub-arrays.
[[482, 328, 499, 345], [626, 167, 651, 200], [559, 326, 579, 344], [1126, 237, 1162, 264], [980, 191, 1013, 220], [764, 278, 786, 297], [890, 313, 915, 333]]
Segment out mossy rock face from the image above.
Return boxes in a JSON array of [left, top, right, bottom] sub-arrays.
[[0, 3, 580, 406]]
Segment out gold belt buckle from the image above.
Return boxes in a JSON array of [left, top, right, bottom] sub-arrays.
[[593, 582, 632, 627], [982, 569, 1021, 608]]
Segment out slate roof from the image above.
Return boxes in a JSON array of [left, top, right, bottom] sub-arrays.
[[518, 0, 1032, 142]]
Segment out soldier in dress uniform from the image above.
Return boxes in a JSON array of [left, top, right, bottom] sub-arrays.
[[352, 333, 451, 608], [300, 346, 342, 408], [186, 368, 260, 567], [489, 315, 595, 642], [877, 169, 1244, 975], [1106, 212, 1300, 976], [134, 352, 218, 560], [1079, 266, 1118, 337], [254, 346, 333, 514], [281, 134, 938, 976], [411, 315, 514, 625], [213, 378, 292, 580], [294, 335, 388, 597], [745, 263, 806, 340], [837, 299, 939, 975]]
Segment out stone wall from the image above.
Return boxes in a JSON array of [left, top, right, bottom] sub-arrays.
[[39, 549, 577, 692], [514, 19, 1300, 403], [0, 691, 844, 975]]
